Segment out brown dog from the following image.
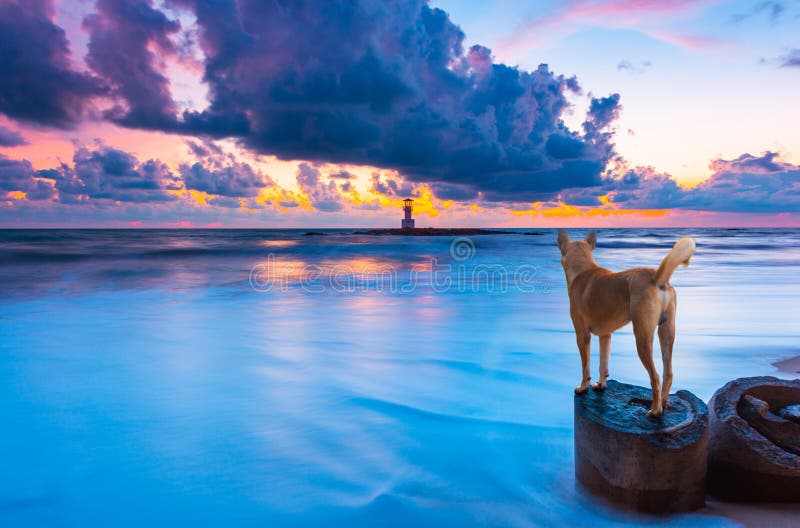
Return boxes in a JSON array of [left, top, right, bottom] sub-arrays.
[[558, 230, 696, 418]]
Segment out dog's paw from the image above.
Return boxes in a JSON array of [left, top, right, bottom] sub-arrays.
[[574, 384, 590, 395], [591, 381, 606, 391], [646, 408, 663, 419]]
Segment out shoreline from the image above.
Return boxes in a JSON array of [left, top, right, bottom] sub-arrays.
[[773, 355, 800, 375]]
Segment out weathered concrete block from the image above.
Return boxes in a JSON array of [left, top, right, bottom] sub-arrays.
[[708, 376, 800, 502], [574, 380, 708, 513]]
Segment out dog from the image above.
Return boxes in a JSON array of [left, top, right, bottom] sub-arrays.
[[557, 230, 696, 418]]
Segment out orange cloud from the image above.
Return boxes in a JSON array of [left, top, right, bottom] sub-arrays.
[[511, 199, 669, 219]]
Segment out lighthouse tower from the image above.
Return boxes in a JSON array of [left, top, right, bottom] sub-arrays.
[[401, 198, 415, 229]]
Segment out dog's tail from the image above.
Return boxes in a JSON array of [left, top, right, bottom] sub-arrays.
[[654, 237, 696, 286]]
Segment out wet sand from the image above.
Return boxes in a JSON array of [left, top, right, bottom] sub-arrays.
[[706, 500, 800, 527], [773, 355, 800, 375]]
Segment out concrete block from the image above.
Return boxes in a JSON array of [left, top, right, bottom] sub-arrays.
[[574, 380, 708, 513], [708, 376, 800, 502]]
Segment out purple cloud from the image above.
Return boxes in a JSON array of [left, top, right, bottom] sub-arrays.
[[0, 0, 104, 127], [180, 161, 271, 198], [296, 163, 345, 212], [83, 0, 181, 128], [121, 0, 618, 201], [564, 152, 800, 213], [370, 173, 417, 198], [0, 156, 56, 200], [46, 145, 182, 203], [0, 125, 27, 147]]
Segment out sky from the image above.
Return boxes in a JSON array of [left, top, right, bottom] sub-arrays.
[[0, 0, 799, 227]]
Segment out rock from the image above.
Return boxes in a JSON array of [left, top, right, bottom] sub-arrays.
[[574, 380, 708, 513], [738, 395, 800, 456], [708, 376, 800, 502], [352, 228, 518, 236], [779, 404, 800, 425]]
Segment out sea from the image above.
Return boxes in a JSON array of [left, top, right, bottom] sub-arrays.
[[1, 228, 798, 526]]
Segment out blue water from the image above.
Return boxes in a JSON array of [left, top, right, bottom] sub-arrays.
[[1, 228, 799, 526]]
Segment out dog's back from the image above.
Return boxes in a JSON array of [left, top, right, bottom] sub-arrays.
[[568, 266, 655, 336]]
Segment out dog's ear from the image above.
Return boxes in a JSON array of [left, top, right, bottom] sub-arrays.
[[557, 229, 570, 254], [585, 230, 597, 250]]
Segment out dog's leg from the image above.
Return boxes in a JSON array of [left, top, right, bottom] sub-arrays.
[[592, 334, 610, 390], [574, 327, 591, 394], [634, 321, 662, 418], [658, 299, 676, 410]]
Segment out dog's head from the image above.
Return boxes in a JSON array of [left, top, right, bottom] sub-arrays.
[[557, 229, 596, 282]]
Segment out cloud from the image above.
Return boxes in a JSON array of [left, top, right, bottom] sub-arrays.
[[0, 125, 27, 147], [180, 161, 272, 197], [730, 1, 786, 23], [83, 0, 181, 128], [584, 94, 622, 135], [328, 170, 355, 180], [617, 60, 652, 74], [186, 139, 224, 158], [0, 1, 624, 203], [0, 0, 105, 127], [0, 156, 56, 200], [296, 163, 346, 212], [119, 0, 618, 201], [370, 172, 417, 198], [564, 152, 800, 213], [780, 49, 800, 68], [428, 182, 479, 201], [497, 1, 710, 53], [47, 145, 182, 203], [649, 32, 740, 51]]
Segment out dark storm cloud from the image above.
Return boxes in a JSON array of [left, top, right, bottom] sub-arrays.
[[0, 0, 104, 127], [429, 183, 479, 201], [0, 0, 623, 201], [179, 160, 271, 197], [48, 145, 182, 203], [562, 152, 800, 213], [144, 0, 620, 200], [84, 0, 181, 128], [584, 94, 622, 135], [0, 125, 27, 147], [0, 156, 56, 200]]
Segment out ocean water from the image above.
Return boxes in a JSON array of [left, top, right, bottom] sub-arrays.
[[1, 228, 798, 527]]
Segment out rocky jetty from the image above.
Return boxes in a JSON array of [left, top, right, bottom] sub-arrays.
[[574, 380, 708, 513], [353, 228, 518, 236]]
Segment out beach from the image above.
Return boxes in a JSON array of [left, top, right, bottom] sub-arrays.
[[1, 228, 798, 526], [774, 356, 800, 375]]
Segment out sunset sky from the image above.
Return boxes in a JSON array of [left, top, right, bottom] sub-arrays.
[[1, 0, 799, 227]]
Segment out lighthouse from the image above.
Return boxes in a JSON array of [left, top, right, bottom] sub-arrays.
[[401, 198, 415, 229]]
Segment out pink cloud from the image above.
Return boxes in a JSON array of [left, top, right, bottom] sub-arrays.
[[497, 0, 720, 53]]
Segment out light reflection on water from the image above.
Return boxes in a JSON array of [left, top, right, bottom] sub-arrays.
[[0, 228, 799, 526]]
